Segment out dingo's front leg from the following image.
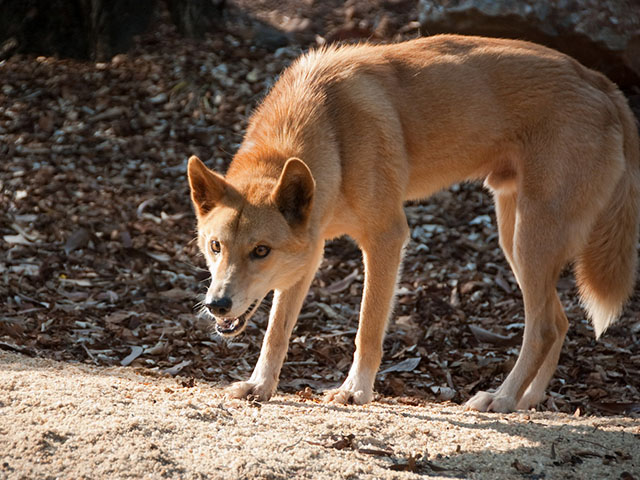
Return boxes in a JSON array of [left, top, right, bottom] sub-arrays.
[[326, 217, 409, 405], [225, 246, 323, 401]]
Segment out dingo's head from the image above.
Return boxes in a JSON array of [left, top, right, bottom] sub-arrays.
[[187, 155, 316, 337]]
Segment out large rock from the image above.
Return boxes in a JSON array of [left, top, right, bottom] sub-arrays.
[[418, 0, 640, 88]]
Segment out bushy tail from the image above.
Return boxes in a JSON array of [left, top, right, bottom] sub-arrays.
[[574, 91, 640, 338]]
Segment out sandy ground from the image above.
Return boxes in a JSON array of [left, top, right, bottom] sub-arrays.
[[1, 350, 638, 480]]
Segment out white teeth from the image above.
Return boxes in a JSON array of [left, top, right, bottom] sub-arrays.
[[215, 299, 261, 336]]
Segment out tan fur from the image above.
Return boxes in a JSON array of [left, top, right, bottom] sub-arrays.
[[187, 35, 640, 412]]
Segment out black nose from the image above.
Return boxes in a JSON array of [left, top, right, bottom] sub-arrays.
[[206, 297, 232, 316]]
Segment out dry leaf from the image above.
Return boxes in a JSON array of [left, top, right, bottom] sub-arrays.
[[511, 459, 534, 474], [469, 324, 521, 347], [64, 228, 90, 255], [121, 346, 143, 366], [380, 357, 421, 374]]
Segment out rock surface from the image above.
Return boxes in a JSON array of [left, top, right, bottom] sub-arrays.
[[418, 0, 640, 87]]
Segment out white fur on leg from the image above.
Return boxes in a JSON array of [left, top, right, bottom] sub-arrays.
[[324, 361, 375, 405], [465, 390, 516, 413], [224, 379, 277, 401]]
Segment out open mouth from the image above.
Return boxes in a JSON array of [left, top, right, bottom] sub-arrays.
[[214, 299, 260, 337]]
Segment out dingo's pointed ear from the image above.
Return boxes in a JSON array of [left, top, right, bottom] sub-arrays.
[[272, 158, 315, 227], [187, 155, 227, 216]]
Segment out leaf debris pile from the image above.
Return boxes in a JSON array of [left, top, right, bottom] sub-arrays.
[[1, 1, 639, 417]]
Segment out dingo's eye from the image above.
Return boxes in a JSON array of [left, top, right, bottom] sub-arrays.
[[210, 240, 221, 254], [252, 245, 271, 259]]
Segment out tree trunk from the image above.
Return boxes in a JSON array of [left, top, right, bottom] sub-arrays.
[[0, 0, 224, 61], [0, 0, 90, 59], [79, 0, 157, 61], [166, 0, 226, 39]]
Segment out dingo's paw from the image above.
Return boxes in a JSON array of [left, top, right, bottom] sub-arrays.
[[324, 387, 373, 405], [465, 391, 516, 413], [224, 381, 275, 402], [516, 391, 544, 411]]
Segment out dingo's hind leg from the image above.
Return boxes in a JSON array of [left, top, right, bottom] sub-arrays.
[[493, 190, 570, 410], [494, 191, 519, 285], [467, 198, 571, 412], [517, 295, 568, 409]]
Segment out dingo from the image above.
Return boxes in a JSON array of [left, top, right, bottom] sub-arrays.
[[187, 35, 639, 412]]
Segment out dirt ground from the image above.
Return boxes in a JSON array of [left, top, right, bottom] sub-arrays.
[[1, 1, 640, 479], [2, 350, 638, 480]]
